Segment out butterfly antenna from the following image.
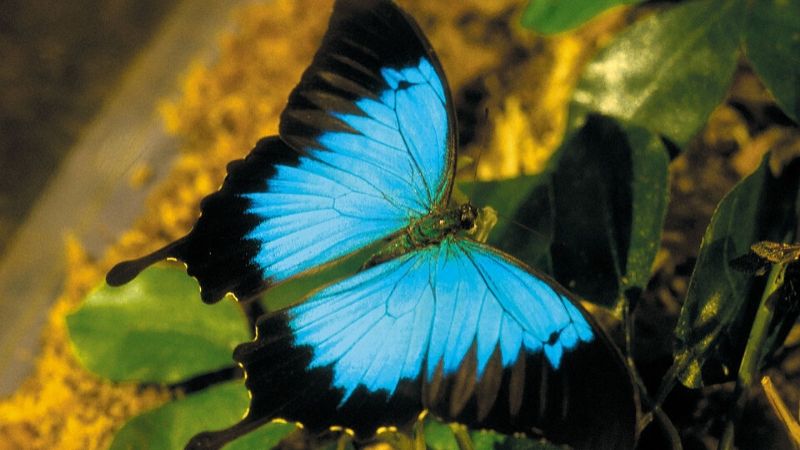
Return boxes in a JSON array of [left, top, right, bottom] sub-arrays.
[[484, 208, 552, 247], [472, 108, 490, 181]]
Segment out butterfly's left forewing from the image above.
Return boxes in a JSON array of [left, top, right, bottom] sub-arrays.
[[190, 238, 637, 450], [106, 0, 457, 304]]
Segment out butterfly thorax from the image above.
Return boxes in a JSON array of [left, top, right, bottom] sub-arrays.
[[365, 203, 477, 268]]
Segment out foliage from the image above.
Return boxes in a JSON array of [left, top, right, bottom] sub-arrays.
[[521, 0, 640, 35], [109, 382, 295, 450], [66, 0, 800, 448], [464, 116, 669, 311], [67, 265, 250, 383], [673, 156, 800, 388]]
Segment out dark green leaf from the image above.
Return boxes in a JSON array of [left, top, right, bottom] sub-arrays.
[[109, 381, 295, 450], [67, 265, 250, 383], [462, 116, 669, 310], [744, 0, 800, 122], [622, 124, 672, 291], [521, 0, 638, 35], [673, 155, 800, 388], [571, 0, 744, 146], [760, 261, 800, 373], [550, 116, 669, 309]]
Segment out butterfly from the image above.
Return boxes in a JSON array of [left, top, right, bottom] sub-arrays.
[[106, 0, 638, 448]]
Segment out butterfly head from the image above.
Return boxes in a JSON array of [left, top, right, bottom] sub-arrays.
[[457, 203, 478, 232]]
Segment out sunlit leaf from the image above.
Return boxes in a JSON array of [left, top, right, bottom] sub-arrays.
[[521, 0, 639, 35], [67, 265, 250, 383], [109, 381, 295, 450], [571, 0, 744, 146], [674, 155, 800, 388]]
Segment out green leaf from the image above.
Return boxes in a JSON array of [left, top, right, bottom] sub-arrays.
[[462, 116, 669, 310], [67, 265, 250, 383], [571, 0, 744, 146], [673, 154, 800, 388], [744, 0, 800, 122], [422, 417, 560, 450], [225, 422, 296, 450], [470, 430, 561, 450], [521, 0, 638, 35], [621, 124, 672, 292], [549, 116, 669, 309], [109, 381, 295, 450], [423, 418, 459, 450]]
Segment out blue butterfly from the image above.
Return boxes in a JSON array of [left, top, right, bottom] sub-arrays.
[[107, 1, 638, 449]]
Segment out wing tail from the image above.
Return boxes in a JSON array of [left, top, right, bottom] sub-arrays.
[[106, 137, 295, 303], [105, 238, 184, 287]]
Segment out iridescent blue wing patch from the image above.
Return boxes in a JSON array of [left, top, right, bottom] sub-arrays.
[[188, 237, 637, 450], [106, 0, 455, 304], [279, 0, 456, 209]]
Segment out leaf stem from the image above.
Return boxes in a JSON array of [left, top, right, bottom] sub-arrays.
[[718, 261, 787, 450]]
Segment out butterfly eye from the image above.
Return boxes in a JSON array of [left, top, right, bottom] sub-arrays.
[[459, 203, 478, 230]]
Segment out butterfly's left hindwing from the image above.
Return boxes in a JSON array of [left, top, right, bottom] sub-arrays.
[[189, 238, 637, 450]]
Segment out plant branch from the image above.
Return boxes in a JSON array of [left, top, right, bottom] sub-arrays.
[[761, 376, 800, 449], [719, 261, 787, 450]]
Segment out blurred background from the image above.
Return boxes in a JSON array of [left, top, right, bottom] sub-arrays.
[[0, 0, 249, 395]]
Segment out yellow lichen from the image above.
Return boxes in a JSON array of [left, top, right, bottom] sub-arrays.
[[0, 1, 332, 447], [0, 237, 169, 450]]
